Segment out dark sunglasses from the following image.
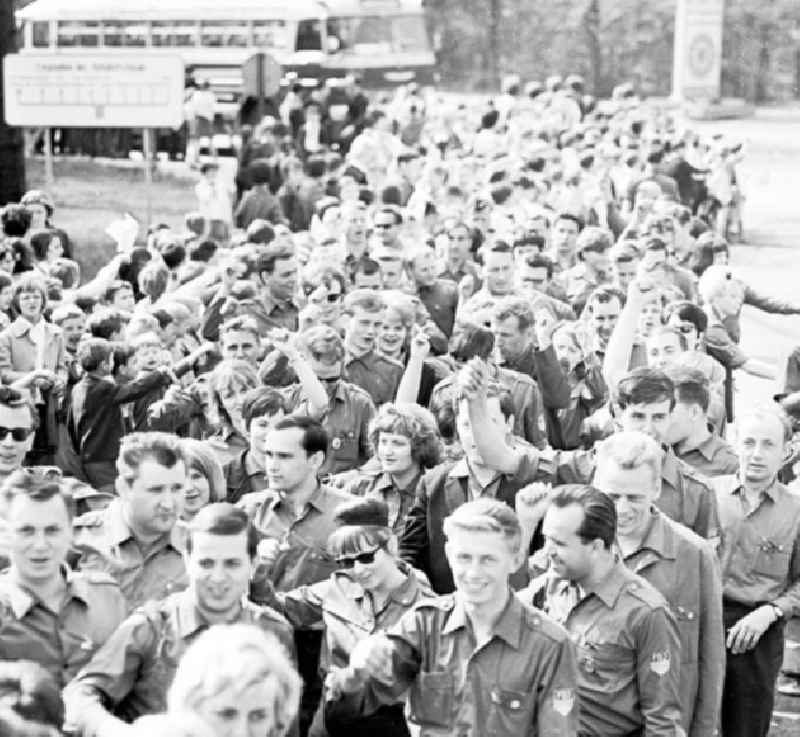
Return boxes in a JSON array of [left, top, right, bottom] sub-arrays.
[[0, 426, 32, 442], [326, 292, 342, 303], [675, 323, 695, 335], [336, 548, 379, 568], [373, 222, 394, 230]]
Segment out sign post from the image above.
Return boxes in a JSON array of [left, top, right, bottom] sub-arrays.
[[43, 127, 53, 187], [3, 53, 184, 220], [142, 128, 153, 228], [672, 0, 725, 102]]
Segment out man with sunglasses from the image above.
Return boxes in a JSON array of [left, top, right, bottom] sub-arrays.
[[0, 389, 36, 487], [370, 207, 404, 253]]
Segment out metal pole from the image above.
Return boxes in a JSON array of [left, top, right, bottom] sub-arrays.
[[43, 127, 54, 187], [143, 128, 153, 226]]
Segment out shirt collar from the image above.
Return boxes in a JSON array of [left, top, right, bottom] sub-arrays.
[[678, 432, 718, 461], [729, 475, 781, 503], [271, 483, 326, 514], [5, 567, 87, 619], [584, 559, 630, 609], [107, 498, 184, 552], [635, 509, 677, 560], [442, 592, 523, 649], [660, 446, 681, 488], [262, 292, 296, 314], [175, 589, 250, 638], [447, 458, 470, 479]]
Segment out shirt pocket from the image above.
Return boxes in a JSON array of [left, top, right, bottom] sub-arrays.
[[409, 670, 454, 728], [486, 685, 534, 736], [673, 603, 700, 663], [753, 539, 791, 579], [578, 641, 634, 690]]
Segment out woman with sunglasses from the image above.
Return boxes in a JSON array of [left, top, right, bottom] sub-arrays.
[[254, 497, 433, 737]]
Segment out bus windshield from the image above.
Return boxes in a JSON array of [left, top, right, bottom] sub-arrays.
[[326, 14, 429, 54]]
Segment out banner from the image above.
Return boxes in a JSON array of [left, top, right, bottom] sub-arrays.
[[672, 0, 725, 101]]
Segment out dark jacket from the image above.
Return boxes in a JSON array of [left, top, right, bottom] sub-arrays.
[[68, 370, 171, 463]]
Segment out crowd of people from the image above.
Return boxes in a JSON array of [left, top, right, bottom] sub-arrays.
[[0, 72, 799, 737]]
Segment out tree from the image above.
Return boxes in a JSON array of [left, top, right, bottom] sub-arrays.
[[0, 1, 26, 205]]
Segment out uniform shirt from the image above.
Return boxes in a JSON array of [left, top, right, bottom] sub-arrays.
[[523, 560, 683, 737], [674, 432, 739, 478], [0, 568, 126, 689], [344, 349, 404, 407], [72, 499, 188, 613], [242, 484, 356, 593], [64, 590, 293, 732], [711, 474, 800, 616], [343, 459, 422, 533], [285, 379, 375, 476], [223, 448, 268, 504], [534, 444, 720, 541], [349, 592, 579, 737], [261, 561, 433, 675], [621, 509, 724, 737]]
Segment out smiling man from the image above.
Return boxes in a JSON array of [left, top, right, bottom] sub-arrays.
[[0, 469, 126, 689], [64, 503, 293, 734], [331, 499, 579, 737], [710, 405, 800, 737]]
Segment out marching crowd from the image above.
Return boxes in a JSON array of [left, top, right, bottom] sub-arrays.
[[1, 74, 800, 737]]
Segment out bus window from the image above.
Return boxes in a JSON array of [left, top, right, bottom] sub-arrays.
[[200, 21, 249, 48], [295, 19, 322, 51], [103, 21, 148, 47], [252, 19, 288, 50], [327, 15, 429, 53], [32, 21, 50, 48], [57, 21, 100, 48], [152, 21, 197, 47]]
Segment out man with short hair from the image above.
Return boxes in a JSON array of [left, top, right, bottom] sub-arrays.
[[407, 247, 459, 340], [710, 406, 800, 737], [332, 499, 580, 737], [460, 241, 516, 311], [583, 285, 625, 360], [550, 212, 583, 273], [72, 432, 189, 611], [525, 485, 684, 737], [64, 503, 294, 733], [218, 316, 261, 367], [401, 380, 543, 593], [370, 207, 404, 252], [559, 226, 613, 315], [593, 432, 724, 737], [242, 416, 355, 737], [343, 290, 404, 407], [515, 253, 575, 320], [666, 366, 738, 476], [0, 390, 36, 487], [0, 469, 127, 688]]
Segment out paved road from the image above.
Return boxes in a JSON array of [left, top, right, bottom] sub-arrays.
[[688, 106, 800, 732]]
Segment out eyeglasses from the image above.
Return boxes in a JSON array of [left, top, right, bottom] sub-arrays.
[[674, 323, 695, 335], [0, 426, 32, 442], [326, 293, 342, 303], [373, 222, 394, 230], [336, 548, 379, 568]]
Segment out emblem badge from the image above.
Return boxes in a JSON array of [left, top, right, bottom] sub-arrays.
[[553, 688, 575, 716], [650, 650, 671, 676]]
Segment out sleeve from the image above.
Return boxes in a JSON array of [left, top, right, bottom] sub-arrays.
[[782, 347, 800, 394], [744, 284, 800, 316], [0, 330, 13, 379], [252, 579, 326, 630], [687, 478, 721, 545], [704, 326, 748, 371], [399, 480, 431, 570], [773, 525, 800, 618], [110, 371, 172, 404], [357, 395, 376, 465], [519, 382, 547, 450], [533, 346, 572, 410], [536, 637, 581, 737], [634, 606, 684, 737], [63, 610, 158, 737], [692, 543, 725, 737], [534, 448, 596, 485]]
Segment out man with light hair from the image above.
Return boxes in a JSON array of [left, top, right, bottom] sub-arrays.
[[168, 624, 300, 737], [593, 431, 724, 737], [709, 404, 800, 737], [330, 498, 579, 736]]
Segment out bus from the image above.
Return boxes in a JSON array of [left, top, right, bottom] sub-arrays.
[[15, 0, 437, 99]]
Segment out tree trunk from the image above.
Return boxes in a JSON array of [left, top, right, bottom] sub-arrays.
[[583, 0, 602, 96], [0, 3, 26, 205]]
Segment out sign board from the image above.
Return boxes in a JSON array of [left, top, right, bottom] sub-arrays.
[[3, 54, 185, 128], [672, 0, 725, 101], [242, 53, 283, 98]]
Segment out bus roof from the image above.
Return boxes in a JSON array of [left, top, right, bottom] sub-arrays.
[[320, 0, 426, 15], [17, 0, 328, 22]]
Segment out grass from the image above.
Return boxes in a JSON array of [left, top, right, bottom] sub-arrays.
[[26, 156, 197, 279]]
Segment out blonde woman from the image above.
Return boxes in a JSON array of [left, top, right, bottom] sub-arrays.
[[168, 624, 301, 737]]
